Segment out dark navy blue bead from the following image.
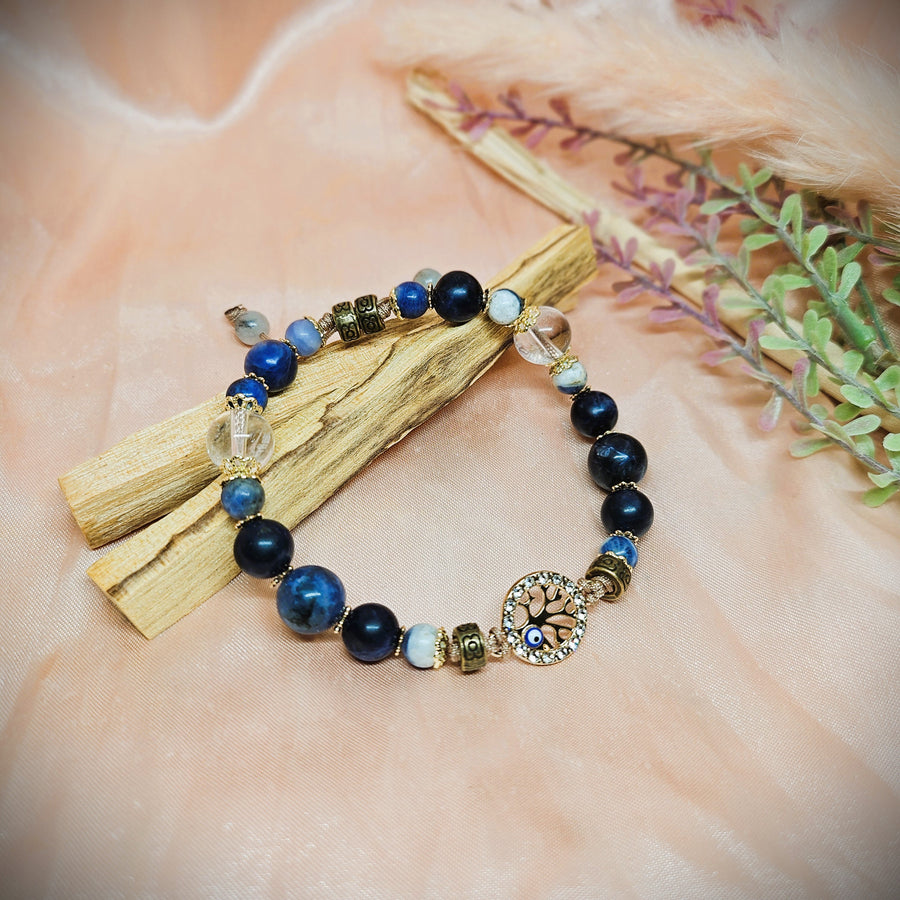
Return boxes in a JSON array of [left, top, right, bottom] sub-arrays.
[[226, 376, 268, 410], [588, 433, 648, 491], [341, 603, 400, 662], [220, 477, 265, 520], [277, 565, 346, 635], [233, 517, 293, 579], [394, 281, 429, 319], [431, 270, 484, 324], [601, 534, 638, 567], [571, 390, 617, 438], [244, 339, 298, 393], [600, 488, 654, 537]]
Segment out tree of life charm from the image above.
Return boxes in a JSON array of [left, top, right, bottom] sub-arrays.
[[501, 572, 587, 665]]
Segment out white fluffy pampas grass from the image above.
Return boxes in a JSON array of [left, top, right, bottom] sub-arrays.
[[386, 0, 900, 220]]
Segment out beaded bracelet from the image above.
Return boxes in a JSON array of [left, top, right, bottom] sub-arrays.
[[208, 269, 653, 671]]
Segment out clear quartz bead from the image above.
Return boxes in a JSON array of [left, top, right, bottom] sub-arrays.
[[206, 408, 274, 468], [513, 306, 572, 365], [233, 310, 270, 345]]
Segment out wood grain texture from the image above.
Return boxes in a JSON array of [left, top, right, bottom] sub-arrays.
[[407, 71, 900, 434], [78, 224, 597, 638]]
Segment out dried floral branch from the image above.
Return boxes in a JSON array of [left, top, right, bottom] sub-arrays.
[[424, 78, 900, 506]]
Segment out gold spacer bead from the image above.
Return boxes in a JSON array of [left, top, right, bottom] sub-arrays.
[[221, 456, 262, 481], [549, 353, 579, 377], [225, 393, 263, 415], [570, 384, 592, 402], [585, 553, 633, 601], [512, 305, 540, 333], [245, 372, 269, 392], [612, 529, 639, 543], [433, 627, 448, 669], [333, 605, 351, 634], [452, 623, 487, 673], [394, 626, 407, 657], [234, 512, 262, 531], [487, 626, 510, 659], [271, 565, 293, 588], [611, 481, 639, 492]]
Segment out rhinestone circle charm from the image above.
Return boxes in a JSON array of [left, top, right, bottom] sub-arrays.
[[501, 571, 587, 665]]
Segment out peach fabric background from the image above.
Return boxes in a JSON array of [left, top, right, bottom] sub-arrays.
[[1, 1, 899, 897]]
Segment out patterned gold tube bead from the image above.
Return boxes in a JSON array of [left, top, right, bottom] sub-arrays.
[[585, 553, 633, 601], [354, 294, 385, 335], [452, 623, 487, 673], [332, 301, 361, 342]]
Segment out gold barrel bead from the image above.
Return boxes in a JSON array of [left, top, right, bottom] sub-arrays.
[[453, 623, 487, 673], [585, 553, 633, 601]]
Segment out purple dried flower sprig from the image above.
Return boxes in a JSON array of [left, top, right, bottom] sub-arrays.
[[444, 85, 900, 505]]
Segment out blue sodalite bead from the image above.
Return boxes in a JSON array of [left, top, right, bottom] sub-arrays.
[[600, 488, 654, 537], [244, 339, 298, 393], [570, 390, 617, 438], [220, 477, 265, 520], [601, 534, 638, 568], [233, 517, 294, 578], [285, 318, 323, 357], [431, 270, 484, 324], [341, 603, 400, 662], [588, 432, 648, 491], [226, 376, 268, 411], [277, 565, 346, 635], [394, 281, 429, 319]]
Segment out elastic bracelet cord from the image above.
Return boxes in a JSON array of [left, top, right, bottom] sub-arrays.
[[210, 269, 653, 671]]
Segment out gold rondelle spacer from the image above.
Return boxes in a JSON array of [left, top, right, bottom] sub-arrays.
[[512, 306, 540, 333], [394, 626, 407, 657], [271, 565, 293, 588], [487, 626, 510, 659], [549, 353, 578, 377], [611, 481, 639, 492], [333, 605, 351, 634], [245, 372, 269, 392], [433, 627, 448, 669], [225, 393, 263, 415], [234, 512, 262, 531], [221, 456, 262, 481]]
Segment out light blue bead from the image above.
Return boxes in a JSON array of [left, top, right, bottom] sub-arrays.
[[221, 477, 265, 520], [487, 288, 524, 325], [552, 361, 588, 394], [601, 535, 638, 568], [414, 268, 441, 288], [285, 318, 323, 357], [401, 623, 438, 669]]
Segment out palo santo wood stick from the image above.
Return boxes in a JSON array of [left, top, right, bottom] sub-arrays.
[[406, 71, 900, 434], [82, 224, 597, 638]]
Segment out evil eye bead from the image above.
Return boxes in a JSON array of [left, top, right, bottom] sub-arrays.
[[523, 625, 545, 649]]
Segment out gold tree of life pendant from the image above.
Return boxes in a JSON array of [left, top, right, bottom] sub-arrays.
[[501, 571, 587, 665]]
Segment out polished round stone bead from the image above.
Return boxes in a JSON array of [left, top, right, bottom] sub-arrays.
[[393, 281, 429, 319], [600, 488, 654, 537], [401, 623, 439, 669], [413, 267, 441, 289], [220, 477, 265, 520], [601, 534, 638, 568], [513, 306, 571, 365], [233, 517, 294, 579], [570, 390, 617, 438], [342, 603, 400, 662], [431, 270, 484, 325], [284, 318, 322, 357], [276, 565, 346, 635], [233, 310, 270, 345], [244, 339, 298, 393], [206, 408, 274, 468], [226, 376, 268, 411], [487, 288, 524, 326], [552, 360, 588, 394], [588, 432, 648, 491]]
